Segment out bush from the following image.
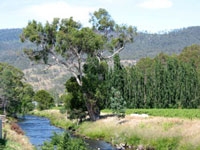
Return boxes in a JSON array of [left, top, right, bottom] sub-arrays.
[[41, 132, 87, 150]]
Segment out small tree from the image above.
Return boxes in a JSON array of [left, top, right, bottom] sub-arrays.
[[34, 90, 54, 110], [110, 87, 126, 118], [19, 83, 35, 115]]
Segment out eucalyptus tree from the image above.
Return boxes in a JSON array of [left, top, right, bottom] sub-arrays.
[[21, 8, 136, 121]]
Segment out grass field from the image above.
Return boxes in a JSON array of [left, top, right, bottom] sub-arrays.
[[102, 109, 200, 119]]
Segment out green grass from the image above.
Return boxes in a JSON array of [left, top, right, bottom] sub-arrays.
[[102, 109, 200, 119]]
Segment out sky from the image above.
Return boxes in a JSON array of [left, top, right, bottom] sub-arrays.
[[0, 0, 200, 33]]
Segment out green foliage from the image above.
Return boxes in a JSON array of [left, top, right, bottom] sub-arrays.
[[19, 83, 35, 115], [110, 87, 126, 117], [21, 8, 135, 121], [0, 63, 34, 116], [34, 90, 54, 110], [151, 137, 180, 150], [83, 57, 108, 108], [64, 77, 87, 121], [63, 57, 109, 121], [104, 45, 200, 109], [41, 132, 87, 150]]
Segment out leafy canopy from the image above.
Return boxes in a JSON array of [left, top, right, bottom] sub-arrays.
[[21, 8, 136, 86]]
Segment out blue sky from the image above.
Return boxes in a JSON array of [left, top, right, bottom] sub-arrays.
[[0, 0, 200, 33]]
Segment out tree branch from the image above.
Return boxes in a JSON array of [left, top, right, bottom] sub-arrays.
[[105, 46, 124, 59]]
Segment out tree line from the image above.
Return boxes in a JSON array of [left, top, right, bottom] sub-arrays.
[[62, 44, 200, 121], [0, 63, 34, 116], [106, 45, 200, 109]]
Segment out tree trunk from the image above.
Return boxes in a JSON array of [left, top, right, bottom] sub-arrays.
[[85, 100, 100, 121], [3, 99, 7, 116]]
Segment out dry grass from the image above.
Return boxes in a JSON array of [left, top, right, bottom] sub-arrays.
[[32, 109, 200, 149], [78, 114, 200, 149], [3, 123, 34, 150]]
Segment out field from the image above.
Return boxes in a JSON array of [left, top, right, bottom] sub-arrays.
[[102, 109, 200, 119], [31, 108, 200, 150]]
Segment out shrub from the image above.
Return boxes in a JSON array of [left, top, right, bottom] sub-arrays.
[[41, 132, 87, 150]]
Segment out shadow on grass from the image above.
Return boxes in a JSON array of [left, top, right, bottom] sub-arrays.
[[84, 113, 125, 122], [0, 139, 7, 149]]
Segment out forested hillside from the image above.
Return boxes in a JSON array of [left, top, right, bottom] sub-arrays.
[[0, 29, 30, 69], [121, 26, 200, 59], [1, 26, 200, 69]]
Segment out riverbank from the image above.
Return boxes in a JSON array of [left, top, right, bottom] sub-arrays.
[[31, 109, 200, 150], [2, 121, 34, 150]]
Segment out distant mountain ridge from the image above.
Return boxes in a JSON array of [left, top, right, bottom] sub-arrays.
[[1, 26, 200, 69], [0, 28, 22, 42], [121, 26, 200, 59]]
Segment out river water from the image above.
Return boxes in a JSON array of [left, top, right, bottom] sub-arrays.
[[18, 115, 116, 150]]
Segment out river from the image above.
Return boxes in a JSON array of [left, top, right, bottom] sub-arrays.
[[18, 115, 116, 150]]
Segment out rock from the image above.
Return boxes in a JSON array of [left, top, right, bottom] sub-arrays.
[[116, 144, 125, 150], [130, 114, 149, 118]]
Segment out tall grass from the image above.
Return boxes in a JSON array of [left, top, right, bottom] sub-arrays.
[[3, 123, 34, 150], [32, 109, 200, 150]]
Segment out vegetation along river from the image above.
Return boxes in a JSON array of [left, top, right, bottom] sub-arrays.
[[18, 115, 116, 150]]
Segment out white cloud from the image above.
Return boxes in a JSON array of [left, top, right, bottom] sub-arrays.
[[22, 1, 97, 26], [138, 0, 173, 9]]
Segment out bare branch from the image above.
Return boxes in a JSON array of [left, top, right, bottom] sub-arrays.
[[105, 46, 124, 59], [49, 50, 83, 86]]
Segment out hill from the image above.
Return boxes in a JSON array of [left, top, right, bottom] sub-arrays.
[[121, 26, 200, 59], [1, 26, 200, 94], [1, 26, 200, 67]]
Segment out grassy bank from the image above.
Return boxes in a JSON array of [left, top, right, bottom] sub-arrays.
[[31, 109, 200, 150], [2, 122, 34, 150], [30, 110, 76, 130]]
